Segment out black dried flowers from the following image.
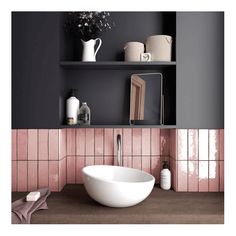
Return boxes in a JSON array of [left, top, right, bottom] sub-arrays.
[[65, 11, 114, 41]]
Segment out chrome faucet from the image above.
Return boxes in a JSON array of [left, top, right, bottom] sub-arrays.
[[117, 134, 122, 166]]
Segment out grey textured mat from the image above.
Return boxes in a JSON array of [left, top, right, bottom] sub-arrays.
[[12, 185, 224, 224]]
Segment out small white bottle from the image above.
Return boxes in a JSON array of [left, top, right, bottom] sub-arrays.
[[66, 89, 80, 125], [160, 161, 171, 190]]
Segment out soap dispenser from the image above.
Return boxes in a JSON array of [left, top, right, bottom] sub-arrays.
[[160, 161, 171, 190], [66, 89, 80, 125]]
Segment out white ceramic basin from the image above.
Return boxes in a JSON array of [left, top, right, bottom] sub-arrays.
[[82, 165, 155, 207]]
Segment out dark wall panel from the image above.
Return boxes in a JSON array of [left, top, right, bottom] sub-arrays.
[[12, 12, 60, 128], [176, 12, 224, 128]]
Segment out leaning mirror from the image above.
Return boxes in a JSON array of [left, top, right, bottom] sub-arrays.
[[129, 73, 164, 125]]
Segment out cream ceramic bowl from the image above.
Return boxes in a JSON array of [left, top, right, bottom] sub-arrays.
[[82, 165, 155, 207]]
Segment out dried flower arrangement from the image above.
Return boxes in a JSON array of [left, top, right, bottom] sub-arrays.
[[65, 11, 114, 41]]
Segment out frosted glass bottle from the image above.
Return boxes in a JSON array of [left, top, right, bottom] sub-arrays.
[[79, 102, 91, 125], [160, 161, 171, 190]]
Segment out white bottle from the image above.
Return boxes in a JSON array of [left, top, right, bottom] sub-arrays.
[[160, 161, 171, 190], [66, 89, 80, 125]]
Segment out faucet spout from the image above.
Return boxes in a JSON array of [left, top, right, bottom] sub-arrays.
[[117, 134, 122, 166]]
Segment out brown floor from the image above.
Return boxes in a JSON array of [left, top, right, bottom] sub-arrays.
[[12, 184, 224, 224]]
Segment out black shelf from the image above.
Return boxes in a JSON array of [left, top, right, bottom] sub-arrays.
[[60, 124, 176, 129], [60, 61, 176, 70]]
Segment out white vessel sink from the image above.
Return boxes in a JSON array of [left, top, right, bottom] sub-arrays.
[[82, 165, 155, 207]]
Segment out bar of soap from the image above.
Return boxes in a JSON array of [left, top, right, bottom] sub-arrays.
[[26, 191, 40, 202]]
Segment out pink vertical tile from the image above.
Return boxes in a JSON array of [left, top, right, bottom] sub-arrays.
[[49, 129, 59, 160], [133, 156, 141, 170], [199, 161, 209, 192], [59, 158, 66, 191], [66, 128, 76, 155], [151, 128, 160, 156], [95, 156, 103, 165], [76, 156, 85, 184], [28, 161, 38, 191], [169, 158, 177, 191], [27, 129, 38, 160], [12, 161, 17, 191], [220, 161, 224, 192], [151, 156, 161, 183], [209, 130, 219, 160], [177, 129, 187, 160], [219, 129, 224, 161], [95, 128, 104, 156], [113, 128, 122, 166], [17, 161, 27, 191], [142, 128, 151, 156], [49, 161, 59, 191], [104, 129, 113, 155], [188, 161, 198, 192], [177, 161, 188, 191], [67, 156, 76, 183], [209, 161, 219, 192], [133, 128, 142, 156], [59, 129, 67, 160], [12, 130, 17, 161], [38, 161, 49, 188], [76, 128, 86, 155], [188, 129, 198, 161], [123, 129, 132, 156], [114, 128, 122, 154], [104, 155, 113, 165], [199, 129, 209, 160], [123, 156, 132, 168], [160, 129, 170, 156], [85, 156, 94, 166], [17, 129, 28, 160], [38, 129, 49, 160], [169, 129, 177, 159], [142, 156, 150, 173], [86, 129, 95, 156]]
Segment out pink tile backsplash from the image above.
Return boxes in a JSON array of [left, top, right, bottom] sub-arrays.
[[27, 129, 38, 160], [49, 161, 59, 191], [132, 128, 142, 155], [76, 128, 85, 156], [85, 128, 94, 156], [49, 129, 59, 160], [67, 156, 76, 184], [27, 161, 38, 191], [17, 161, 27, 191], [38, 161, 49, 188], [95, 128, 103, 156], [66, 128, 76, 155], [123, 129, 132, 156], [38, 129, 48, 160], [12, 128, 224, 192], [12, 130, 17, 161], [188, 161, 198, 192], [142, 128, 151, 156], [188, 129, 198, 161], [151, 128, 160, 155], [17, 130, 28, 160]]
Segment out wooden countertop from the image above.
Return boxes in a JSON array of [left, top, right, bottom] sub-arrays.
[[12, 185, 224, 224]]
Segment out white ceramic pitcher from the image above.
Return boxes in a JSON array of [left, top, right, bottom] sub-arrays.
[[81, 38, 102, 62]]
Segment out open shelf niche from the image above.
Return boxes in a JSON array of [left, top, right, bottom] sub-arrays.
[[59, 12, 176, 128]]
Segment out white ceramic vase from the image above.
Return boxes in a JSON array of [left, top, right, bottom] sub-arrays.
[[81, 38, 102, 62]]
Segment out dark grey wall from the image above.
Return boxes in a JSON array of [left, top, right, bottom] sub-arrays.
[[176, 12, 224, 128], [12, 12, 61, 128]]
